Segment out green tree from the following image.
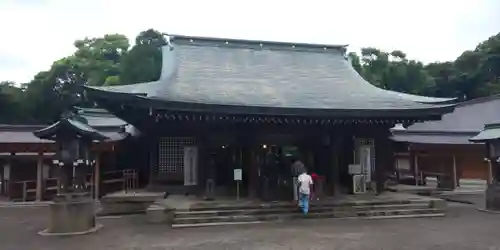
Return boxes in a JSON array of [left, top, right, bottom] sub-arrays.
[[73, 34, 130, 86], [352, 48, 434, 95], [0, 81, 26, 123], [119, 29, 166, 85], [349, 32, 500, 100]]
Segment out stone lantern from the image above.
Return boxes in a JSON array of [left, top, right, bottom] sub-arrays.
[[33, 111, 108, 236], [470, 123, 500, 211]]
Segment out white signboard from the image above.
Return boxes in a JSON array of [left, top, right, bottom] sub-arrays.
[[360, 145, 372, 182], [3, 164, 10, 180], [234, 169, 242, 181]]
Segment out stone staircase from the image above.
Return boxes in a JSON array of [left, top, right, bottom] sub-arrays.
[[171, 199, 446, 229]]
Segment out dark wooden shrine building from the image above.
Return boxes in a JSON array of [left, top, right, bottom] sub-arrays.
[[391, 95, 500, 189], [84, 35, 455, 199]]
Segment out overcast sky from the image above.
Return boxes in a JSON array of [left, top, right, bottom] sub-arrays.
[[0, 0, 499, 83]]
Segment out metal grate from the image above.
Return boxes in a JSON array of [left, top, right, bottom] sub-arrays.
[[158, 137, 196, 173]]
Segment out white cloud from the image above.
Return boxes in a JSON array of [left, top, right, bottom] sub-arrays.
[[0, 0, 499, 83]]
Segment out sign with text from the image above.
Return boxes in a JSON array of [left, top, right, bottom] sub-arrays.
[[234, 169, 242, 181]]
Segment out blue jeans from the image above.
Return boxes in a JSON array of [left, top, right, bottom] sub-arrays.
[[298, 193, 310, 215]]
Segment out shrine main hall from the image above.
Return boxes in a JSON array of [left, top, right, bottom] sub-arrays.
[[83, 35, 455, 199]]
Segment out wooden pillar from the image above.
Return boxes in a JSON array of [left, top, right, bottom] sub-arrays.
[[411, 150, 420, 186], [236, 132, 255, 198], [374, 129, 392, 194], [374, 140, 383, 194], [330, 134, 342, 196], [0, 162, 3, 196], [415, 155, 420, 185], [36, 152, 43, 201], [2, 157, 11, 197], [196, 135, 207, 195], [452, 154, 458, 189], [248, 148, 258, 198], [488, 160, 493, 184], [94, 152, 101, 199], [148, 137, 159, 186]]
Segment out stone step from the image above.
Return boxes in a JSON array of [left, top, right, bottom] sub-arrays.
[[174, 203, 431, 218], [172, 221, 266, 229], [173, 208, 443, 225], [172, 210, 445, 229], [185, 199, 428, 212]]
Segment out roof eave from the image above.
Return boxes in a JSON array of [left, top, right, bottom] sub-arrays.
[[86, 87, 454, 119]]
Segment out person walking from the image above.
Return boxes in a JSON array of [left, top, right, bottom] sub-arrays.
[[297, 171, 313, 215]]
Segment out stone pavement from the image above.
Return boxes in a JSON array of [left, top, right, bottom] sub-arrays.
[[436, 193, 485, 206], [1, 202, 500, 250]]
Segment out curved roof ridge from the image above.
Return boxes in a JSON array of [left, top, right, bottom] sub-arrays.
[[169, 34, 348, 52]]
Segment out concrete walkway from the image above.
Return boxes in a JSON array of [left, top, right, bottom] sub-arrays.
[[0, 201, 498, 249]]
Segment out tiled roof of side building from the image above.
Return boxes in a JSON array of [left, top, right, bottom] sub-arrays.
[[85, 34, 456, 117], [75, 107, 128, 128], [470, 123, 500, 142], [391, 94, 500, 144], [0, 108, 130, 144]]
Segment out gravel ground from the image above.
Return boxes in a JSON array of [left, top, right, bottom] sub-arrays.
[[0, 201, 498, 250]]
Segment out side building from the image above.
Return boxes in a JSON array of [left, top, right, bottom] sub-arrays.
[[391, 95, 500, 191], [0, 108, 138, 201]]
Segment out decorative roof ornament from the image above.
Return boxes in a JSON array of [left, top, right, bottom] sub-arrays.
[[390, 123, 406, 132]]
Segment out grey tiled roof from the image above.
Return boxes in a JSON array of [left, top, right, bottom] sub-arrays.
[[391, 95, 500, 144], [0, 108, 129, 144], [87, 35, 455, 114], [0, 125, 127, 144], [76, 107, 128, 127], [470, 123, 500, 142], [404, 95, 500, 133], [34, 118, 109, 141]]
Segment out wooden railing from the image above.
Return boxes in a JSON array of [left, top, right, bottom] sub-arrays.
[[6, 168, 139, 201], [101, 169, 139, 194], [10, 180, 36, 201]]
